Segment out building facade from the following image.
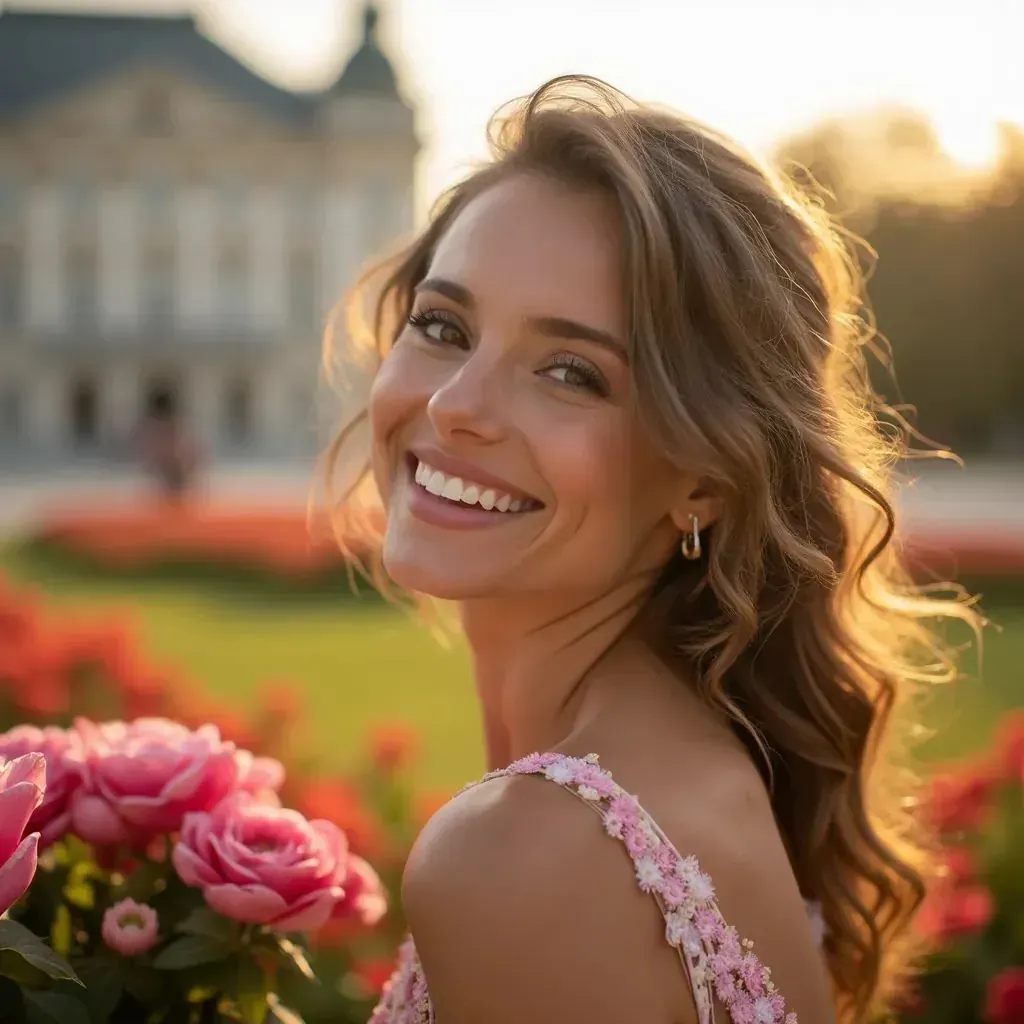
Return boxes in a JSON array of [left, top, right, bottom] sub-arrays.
[[0, 4, 417, 465]]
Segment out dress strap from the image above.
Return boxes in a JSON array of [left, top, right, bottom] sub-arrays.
[[473, 751, 798, 1024]]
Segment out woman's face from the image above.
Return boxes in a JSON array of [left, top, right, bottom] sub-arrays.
[[369, 173, 699, 601]]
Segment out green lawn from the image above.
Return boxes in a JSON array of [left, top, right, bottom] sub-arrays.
[[1, 545, 1020, 790]]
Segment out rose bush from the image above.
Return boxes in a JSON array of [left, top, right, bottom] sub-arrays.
[[899, 711, 1024, 1024], [0, 572, 437, 1023]]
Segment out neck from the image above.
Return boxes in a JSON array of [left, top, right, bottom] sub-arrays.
[[459, 575, 654, 768]]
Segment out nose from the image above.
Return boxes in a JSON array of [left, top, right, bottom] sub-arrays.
[[426, 349, 509, 445]]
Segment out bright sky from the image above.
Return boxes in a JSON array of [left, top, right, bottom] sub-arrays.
[[7, 0, 1024, 213]]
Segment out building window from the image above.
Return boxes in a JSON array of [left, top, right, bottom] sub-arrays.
[[288, 251, 316, 331], [287, 182, 316, 234], [68, 377, 100, 447], [218, 178, 248, 230], [217, 245, 249, 324], [0, 385, 20, 440], [141, 178, 174, 229], [142, 248, 176, 331], [66, 247, 98, 331], [0, 247, 21, 329], [64, 175, 97, 232], [0, 177, 21, 232], [222, 378, 252, 445], [136, 86, 174, 136]]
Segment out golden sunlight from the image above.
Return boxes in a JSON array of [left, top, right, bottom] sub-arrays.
[[933, 112, 1003, 169]]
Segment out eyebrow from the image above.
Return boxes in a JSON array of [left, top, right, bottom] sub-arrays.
[[415, 276, 628, 363]]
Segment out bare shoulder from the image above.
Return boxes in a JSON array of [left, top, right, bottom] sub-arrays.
[[403, 769, 691, 1024], [403, 754, 834, 1023]]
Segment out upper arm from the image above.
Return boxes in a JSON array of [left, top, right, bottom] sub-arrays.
[[403, 774, 693, 1024]]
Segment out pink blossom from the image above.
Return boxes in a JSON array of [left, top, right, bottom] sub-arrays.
[[69, 718, 244, 846], [0, 725, 83, 848], [332, 854, 388, 927], [172, 792, 347, 932], [235, 750, 286, 796], [101, 898, 159, 956], [0, 752, 46, 915]]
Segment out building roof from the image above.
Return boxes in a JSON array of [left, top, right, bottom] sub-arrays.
[[0, 5, 402, 124], [330, 4, 399, 97]]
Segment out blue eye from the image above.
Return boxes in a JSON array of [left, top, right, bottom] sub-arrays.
[[407, 309, 467, 348]]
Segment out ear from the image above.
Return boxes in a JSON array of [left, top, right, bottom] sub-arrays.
[[668, 476, 725, 537]]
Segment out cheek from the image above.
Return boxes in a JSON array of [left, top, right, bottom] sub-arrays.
[[368, 347, 425, 495]]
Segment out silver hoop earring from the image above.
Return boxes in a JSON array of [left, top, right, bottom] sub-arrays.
[[680, 514, 702, 561]]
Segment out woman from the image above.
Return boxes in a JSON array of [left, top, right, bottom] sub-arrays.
[[324, 76, 978, 1023]]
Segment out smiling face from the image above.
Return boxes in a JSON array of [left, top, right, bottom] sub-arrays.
[[369, 172, 702, 602]]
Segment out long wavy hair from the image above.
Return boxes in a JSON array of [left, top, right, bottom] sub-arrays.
[[322, 75, 981, 1022]]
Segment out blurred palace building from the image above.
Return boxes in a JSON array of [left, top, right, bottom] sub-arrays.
[[0, 3, 417, 465]]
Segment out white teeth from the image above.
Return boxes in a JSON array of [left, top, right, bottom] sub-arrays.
[[413, 460, 532, 513], [441, 476, 464, 501]]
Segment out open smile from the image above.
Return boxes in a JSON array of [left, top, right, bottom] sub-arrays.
[[402, 451, 544, 528]]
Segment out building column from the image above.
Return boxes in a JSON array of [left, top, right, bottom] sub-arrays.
[[104, 362, 139, 451], [27, 370, 65, 455], [187, 363, 221, 456]]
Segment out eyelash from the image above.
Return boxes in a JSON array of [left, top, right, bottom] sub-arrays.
[[406, 308, 611, 398]]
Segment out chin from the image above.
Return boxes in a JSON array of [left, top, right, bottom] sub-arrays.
[[381, 543, 496, 601]]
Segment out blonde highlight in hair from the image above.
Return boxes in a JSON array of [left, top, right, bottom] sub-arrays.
[[322, 75, 981, 1021]]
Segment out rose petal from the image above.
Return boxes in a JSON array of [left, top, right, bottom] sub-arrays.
[[0, 833, 39, 916], [71, 793, 131, 846], [0, 781, 45, 864], [203, 883, 289, 924], [172, 842, 223, 888], [272, 885, 344, 932]]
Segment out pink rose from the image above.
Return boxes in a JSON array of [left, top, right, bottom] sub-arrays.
[[0, 725, 83, 848], [70, 718, 243, 846], [235, 750, 285, 797], [0, 752, 46, 915], [172, 792, 346, 932], [333, 854, 387, 927], [102, 898, 159, 956]]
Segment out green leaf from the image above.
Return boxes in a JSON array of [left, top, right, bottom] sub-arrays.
[[0, 919, 83, 986], [265, 994, 304, 1024], [153, 935, 233, 971], [176, 906, 242, 946], [22, 990, 91, 1024], [75, 959, 124, 1020], [118, 961, 165, 1005], [231, 954, 269, 1024]]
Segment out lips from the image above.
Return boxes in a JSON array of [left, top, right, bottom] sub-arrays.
[[405, 448, 544, 513]]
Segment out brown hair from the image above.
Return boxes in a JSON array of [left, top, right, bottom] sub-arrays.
[[322, 75, 981, 1022]]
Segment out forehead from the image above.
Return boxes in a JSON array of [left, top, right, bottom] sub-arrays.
[[428, 173, 626, 333]]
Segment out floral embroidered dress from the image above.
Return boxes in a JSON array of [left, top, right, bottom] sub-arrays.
[[370, 751, 803, 1024]]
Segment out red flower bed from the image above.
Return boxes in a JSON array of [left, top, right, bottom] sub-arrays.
[[33, 500, 384, 582], [29, 500, 1024, 584], [904, 528, 1024, 578]]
